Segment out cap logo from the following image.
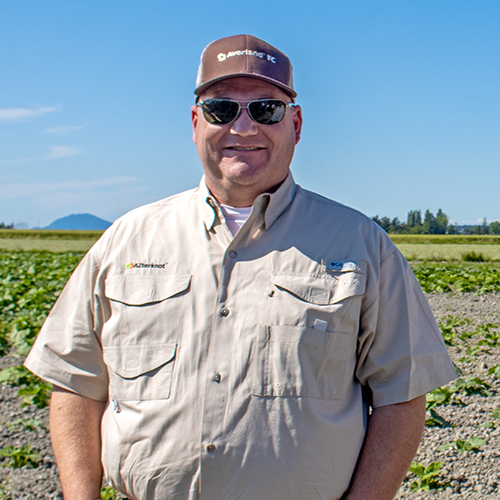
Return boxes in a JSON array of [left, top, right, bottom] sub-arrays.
[[217, 49, 276, 63]]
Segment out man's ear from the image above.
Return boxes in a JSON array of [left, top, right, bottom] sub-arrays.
[[292, 105, 303, 144], [191, 105, 198, 144]]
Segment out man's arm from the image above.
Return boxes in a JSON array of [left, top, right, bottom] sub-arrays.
[[344, 395, 426, 500], [50, 386, 107, 500]]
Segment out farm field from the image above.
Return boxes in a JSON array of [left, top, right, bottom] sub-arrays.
[[0, 230, 103, 253], [0, 239, 96, 252], [1, 249, 500, 498], [390, 234, 500, 245], [2, 231, 500, 258], [0, 230, 104, 240], [397, 244, 500, 262], [392, 234, 500, 261]]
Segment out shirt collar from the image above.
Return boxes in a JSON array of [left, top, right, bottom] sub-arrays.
[[199, 172, 297, 232], [199, 177, 219, 232], [260, 172, 296, 230]]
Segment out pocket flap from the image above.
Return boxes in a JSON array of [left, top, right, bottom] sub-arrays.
[[105, 275, 191, 305], [103, 343, 177, 378], [273, 268, 366, 305]]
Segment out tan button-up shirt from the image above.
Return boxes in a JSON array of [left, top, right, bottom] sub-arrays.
[[26, 173, 456, 500]]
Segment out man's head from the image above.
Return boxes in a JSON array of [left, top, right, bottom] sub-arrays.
[[191, 35, 302, 207]]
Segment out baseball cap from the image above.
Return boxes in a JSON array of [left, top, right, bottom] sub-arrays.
[[195, 34, 296, 98]]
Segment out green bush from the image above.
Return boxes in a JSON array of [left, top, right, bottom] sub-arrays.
[[462, 251, 489, 262]]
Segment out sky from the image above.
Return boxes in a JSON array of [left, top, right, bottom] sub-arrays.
[[1, 0, 499, 228]]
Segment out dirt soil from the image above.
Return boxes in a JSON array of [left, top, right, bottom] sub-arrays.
[[1, 292, 499, 499]]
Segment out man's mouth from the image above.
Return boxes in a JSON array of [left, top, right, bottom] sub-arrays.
[[225, 146, 263, 151]]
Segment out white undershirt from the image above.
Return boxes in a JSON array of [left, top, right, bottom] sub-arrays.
[[220, 204, 252, 236]]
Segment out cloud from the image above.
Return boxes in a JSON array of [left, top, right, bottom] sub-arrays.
[[1, 177, 139, 201], [0, 145, 83, 165], [43, 126, 84, 135], [0, 106, 56, 121], [45, 146, 82, 159]]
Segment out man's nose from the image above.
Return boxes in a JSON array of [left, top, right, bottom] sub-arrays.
[[229, 107, 258, 136]]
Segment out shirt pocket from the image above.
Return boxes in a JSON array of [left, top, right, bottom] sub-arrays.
[[103, 343, 177, 401], [104, 274, 191, 306], [272, 265, 366, 305], [103, 274, 192, 345], [252, 325, 348, 400], [251, 268, 367, 401]]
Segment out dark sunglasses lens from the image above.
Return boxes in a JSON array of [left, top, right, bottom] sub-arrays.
[[202, 100, 239, 124], [248, 100, 287, 124]]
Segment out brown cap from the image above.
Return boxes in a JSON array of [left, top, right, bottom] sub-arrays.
[[195, 34, 296, 98]]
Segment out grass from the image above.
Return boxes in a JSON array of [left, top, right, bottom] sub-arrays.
[[0, 239, 96, 252], [390, 234, 500, 245], [2, 231, 500, 256], [396, 244, 500, 261], [0, 230, 104, 240], [0, 230, 103, 252]]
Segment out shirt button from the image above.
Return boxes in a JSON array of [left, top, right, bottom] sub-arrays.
[[220, 307, 230, 317], [212, 372, 221, 382], [229, 250, 238, 258], [206, 444, 216, 453]]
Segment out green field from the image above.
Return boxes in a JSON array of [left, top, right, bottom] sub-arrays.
[[396, 244, 500, 261], [0, 230, 103, 252], [2, 230, 500, 259], [0, 239, 97, 252], [391, 235, 500, 261], [389, 234, 500, 245], [0, 229, 104, 240]]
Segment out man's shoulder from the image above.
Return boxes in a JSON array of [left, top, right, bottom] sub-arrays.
[[88, 187, 200, 257], [295, 185, 379, 226], [116, 187, 199, 223]]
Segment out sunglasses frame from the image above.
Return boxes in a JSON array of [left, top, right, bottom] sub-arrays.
[[196, 98, 297, 126]]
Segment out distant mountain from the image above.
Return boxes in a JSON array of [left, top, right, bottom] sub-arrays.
[[45, 213, 112, 230]]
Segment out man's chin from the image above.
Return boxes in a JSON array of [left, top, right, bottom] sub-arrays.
[[219, 161, 264, 181]]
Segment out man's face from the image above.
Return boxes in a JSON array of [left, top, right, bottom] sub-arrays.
[[191, 77, 302, 207]]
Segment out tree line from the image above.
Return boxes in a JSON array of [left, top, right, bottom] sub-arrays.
[[2, 215, 500, 235], [372, 210, 500, 235]]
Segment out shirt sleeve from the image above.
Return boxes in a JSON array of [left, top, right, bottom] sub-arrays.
[[24, 247, 109, 401], [355, 247, 457, 408]]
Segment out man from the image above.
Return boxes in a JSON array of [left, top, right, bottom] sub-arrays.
[[26, 34, 456, 500]]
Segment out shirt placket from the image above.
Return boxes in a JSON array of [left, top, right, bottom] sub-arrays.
[[198, 203, 266, 500]]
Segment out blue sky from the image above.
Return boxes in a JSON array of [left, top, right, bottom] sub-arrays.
[[1, 0, 499, 228]]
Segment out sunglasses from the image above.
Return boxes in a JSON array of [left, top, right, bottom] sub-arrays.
[[196, 99, 297, 126]]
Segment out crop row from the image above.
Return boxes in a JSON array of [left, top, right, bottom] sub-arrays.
[[403, 313, 500, 494]]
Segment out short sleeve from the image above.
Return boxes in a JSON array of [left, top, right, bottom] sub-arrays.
[[356, 248, 457, 408], [24, 247, 109, 401]]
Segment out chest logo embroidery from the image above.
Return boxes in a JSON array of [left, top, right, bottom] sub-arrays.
[[125, 262, 167, 269], [325, 260, 357, 272]]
